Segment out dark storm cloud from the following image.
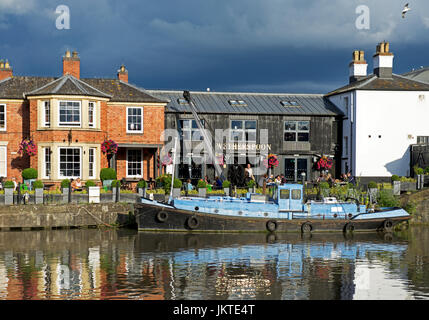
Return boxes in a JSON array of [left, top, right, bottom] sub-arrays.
[[1, 0, 429, 93]]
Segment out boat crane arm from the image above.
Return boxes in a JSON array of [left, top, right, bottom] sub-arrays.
[[183, 91, 225, 181]]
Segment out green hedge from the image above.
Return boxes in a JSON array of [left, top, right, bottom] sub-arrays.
[[4, 181, 14, 189], [197, 180, 207, 189], [33, 180, 44, 189], [222, 180, 231, 188], [247, 179, 256, 188], [100, 168, 117, 181], [85, 180, 96, 187], [61, 179, 70, 188], [111, 180, 121, 187], [22, 168, 38, 180], [368, 181, 378, 189], [137, 180, 147, 188]]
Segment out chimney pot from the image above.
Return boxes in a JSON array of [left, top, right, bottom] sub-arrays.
[[373, 42, 394, 79], [0, 59, 13, 80], [63, 50, 80, 79], [349, 50, 367, 83], [117, 64, 128, 83]]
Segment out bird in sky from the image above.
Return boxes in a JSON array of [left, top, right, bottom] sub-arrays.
[[402, 3, 411, 18]]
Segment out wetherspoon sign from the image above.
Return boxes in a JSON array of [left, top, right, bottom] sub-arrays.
[[216, 143, 272, 151]]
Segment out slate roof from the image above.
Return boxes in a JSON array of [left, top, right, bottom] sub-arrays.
[[402, 67, 429, 84], [25, 75, 112, 98], [326, 74, 429, 96], [83, 78, 166, 103], [0, 75, 165, 103], [146, 90, 343, 116]]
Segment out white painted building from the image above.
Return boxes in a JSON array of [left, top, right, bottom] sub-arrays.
[[327, 42, 429, 179]]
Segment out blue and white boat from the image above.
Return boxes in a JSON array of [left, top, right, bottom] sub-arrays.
[[135, 183, 410, 233], [135, 91, 410, 233]]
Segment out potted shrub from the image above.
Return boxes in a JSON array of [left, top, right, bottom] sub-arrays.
[[3, 180, 14, 205], [100, 168, 117, 190], [111, 180, 121, 202], [61, 179, 70, 202], [86, 180, 100, 203], [197, 179, 207, 197], [318, 181, 330, 197], [222, 180, 231, 195], [137, 180, 147, 197], [247, 179, 256, 193], [391, 175, 401, 195], [367, 181, 378, 203], [22, 168, 38, 191], [33, 180, 44, 204], [173, 178, 182, 198]]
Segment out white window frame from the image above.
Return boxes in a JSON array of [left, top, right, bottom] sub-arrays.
[[88, 148, 96, 179], [0, 104, 6, 131], [126, 149, 143, 178], [88, 102, 95, 128], [126, 107, 143, 133], [0, 145, 7, 177], [179, 119, 204, 141], [43, 147, 51, 179], [43, 101, 51, 127], [58, 147, 82, 179], [58, 101, 81, 127]]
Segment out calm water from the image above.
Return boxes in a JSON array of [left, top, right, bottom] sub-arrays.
[[0, 227, 429, 300]]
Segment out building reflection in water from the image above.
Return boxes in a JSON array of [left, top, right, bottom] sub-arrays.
[[0, 228, 427, 300]]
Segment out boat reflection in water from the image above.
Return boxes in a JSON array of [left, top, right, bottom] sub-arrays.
[[0, 229, 423, 300]]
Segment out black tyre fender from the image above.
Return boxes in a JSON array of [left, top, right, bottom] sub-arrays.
[[156, 211, 168, 223], [301, 222, 313, 233], [344, 222, 355, 233], [266, 220, 278, 232], [186, 216, 199, 230], [383, 219, 394, 231]]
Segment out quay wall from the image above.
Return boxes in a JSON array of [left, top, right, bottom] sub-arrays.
[[0, 203, 134, 230]]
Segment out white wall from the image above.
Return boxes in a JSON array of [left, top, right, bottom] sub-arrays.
[[354, 90, 429, 177]]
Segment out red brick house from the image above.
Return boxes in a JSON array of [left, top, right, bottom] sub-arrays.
[[0, 51, 167, 187]]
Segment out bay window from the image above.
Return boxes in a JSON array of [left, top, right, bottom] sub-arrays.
[[59, 101, 81, 127], [59, 147, 81, 178]]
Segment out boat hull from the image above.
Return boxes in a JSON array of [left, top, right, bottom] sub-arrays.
[[135, 202, 410, 233]]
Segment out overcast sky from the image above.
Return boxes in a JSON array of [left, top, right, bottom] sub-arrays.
[[1, 0, 429, 93]]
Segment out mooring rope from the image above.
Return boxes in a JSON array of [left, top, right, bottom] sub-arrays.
[[65, 204, 131, 228]]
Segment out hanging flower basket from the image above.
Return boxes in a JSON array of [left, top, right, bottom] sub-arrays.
[[263, 153, 279, 169], [214, 154, 224, 166], [161, 154, 173, 166], [18, 138, 37, 157], [101, 139, 118, 155], [316, 155, 333, 171]]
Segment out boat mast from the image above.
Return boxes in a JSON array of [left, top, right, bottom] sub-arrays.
[[183, 91, 225, 180], [168, 136, 179, 204]]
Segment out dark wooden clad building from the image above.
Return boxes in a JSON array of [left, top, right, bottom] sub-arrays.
[[148, 90, 343, 186]]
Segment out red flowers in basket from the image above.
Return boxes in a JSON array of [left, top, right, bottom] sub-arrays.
[[316, 155, 333, 170], [263, 153, 279, 169], [18, 138, 37, 157], [101, 139, 118, 155]]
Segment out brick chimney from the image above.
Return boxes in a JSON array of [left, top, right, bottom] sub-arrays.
[[63, 50, 80, 79], [349, 50, 367, 83], [373, 41, 394, 79], [117, 64, 128, 83], [0, 59, 13, 81]]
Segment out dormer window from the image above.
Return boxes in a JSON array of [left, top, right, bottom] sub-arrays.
[[177, 98, 188, 105], [229, 100, 247, 106], [281, 100, 300, 107]]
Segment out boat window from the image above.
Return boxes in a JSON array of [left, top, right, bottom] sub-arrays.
[[280, 189, 290, 199], [291, 189, 301, 200]]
